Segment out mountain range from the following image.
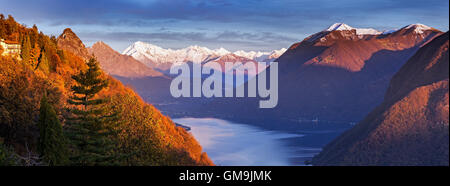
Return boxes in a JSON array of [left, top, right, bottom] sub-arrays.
[[187, 23, 444, 130], [53, 21, 449, 166], [102, 23, 443, 134], [273, 23, 441, 120], [122, 41, 286, 71], [312, 31, 449, 165], [88, 41, 164, 78], [55, 29, 163, 78]]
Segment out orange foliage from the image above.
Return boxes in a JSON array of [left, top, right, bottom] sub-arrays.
[[0, 15, 212, 165]]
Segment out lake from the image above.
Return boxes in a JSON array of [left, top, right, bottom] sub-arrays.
[[173, 117, 325, 166]]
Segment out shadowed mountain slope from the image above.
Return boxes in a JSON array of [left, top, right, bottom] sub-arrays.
[[312, 31, 449, 166]]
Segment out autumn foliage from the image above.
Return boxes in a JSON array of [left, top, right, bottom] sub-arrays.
[[0, 14, 212, 166]]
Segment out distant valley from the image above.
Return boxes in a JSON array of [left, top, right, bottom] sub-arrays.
[[108, 23, 442, 129], [86, 22, 449, 166]]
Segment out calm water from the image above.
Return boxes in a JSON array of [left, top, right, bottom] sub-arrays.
[[173, 117, 322, 166]]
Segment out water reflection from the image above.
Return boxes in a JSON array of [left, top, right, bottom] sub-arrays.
[[173, 117, 320, 166]]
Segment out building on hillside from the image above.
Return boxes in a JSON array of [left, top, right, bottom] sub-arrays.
[[1, 38, 21, 58]]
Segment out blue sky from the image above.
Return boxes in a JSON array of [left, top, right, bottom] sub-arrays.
[[1, 0, 448, 52]]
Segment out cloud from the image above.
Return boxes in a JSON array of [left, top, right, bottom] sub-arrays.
[[2, 0, 447, 28], [78, 30, 297, 51], [79, 30, 298, 44], [80, 31, 209, 42], [1, 0, 447, 51]]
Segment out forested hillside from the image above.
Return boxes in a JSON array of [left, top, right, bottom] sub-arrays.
[[0, 14, 212, 166]]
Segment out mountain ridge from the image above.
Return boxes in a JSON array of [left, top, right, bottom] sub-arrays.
[[88, 41, 165, 78], [312, 31, 449, 165], [57, 28, 91, 60], [122, 41, 286, 70], [186, 23, 444, 129]]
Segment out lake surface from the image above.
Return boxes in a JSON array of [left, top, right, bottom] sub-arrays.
[[173, 117, 323, 166]]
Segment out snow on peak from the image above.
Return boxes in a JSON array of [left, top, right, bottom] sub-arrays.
[[404, 23, 432, 34], [125, 41, 165, 54], [405, 23, 431, 30], [133, 41, 161, 49], [214, 47, 231, 56], [380, 23, 433, 35], [325, 23, 381, 35], [233, 48, 287, 62], [268, 48, 287, 58], [122, 41, 286, 67], [355, 28, 382, 35], [326, 23, 354, 31]]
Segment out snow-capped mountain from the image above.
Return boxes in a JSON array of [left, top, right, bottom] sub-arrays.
[[403, 23, 433, 34], [122, 41, 286, 70], [382, 24, 434, 35], [122, 42, 226, 68], [195, 23, 442, 134], [232, 48, 287, 62], [325, 23, 382, 35], [88, 41, 164, 78], [323, 23, 436, 36], [306, 23, 437, 43]]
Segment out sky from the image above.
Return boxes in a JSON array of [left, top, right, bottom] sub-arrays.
[[1, 0, 449, 52]]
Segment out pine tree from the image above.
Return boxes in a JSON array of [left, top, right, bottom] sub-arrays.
[[66, 57, 120, 165], [21, 36, 31, 62], [36, 49, 50, 73], [37, 94, 69, 166]]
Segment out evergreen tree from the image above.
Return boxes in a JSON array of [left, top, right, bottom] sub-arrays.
[[36, 50, 50, 73], [37, 94, 69, 165], [66, 57, 120, 165], [21, 36, 31, 62]]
